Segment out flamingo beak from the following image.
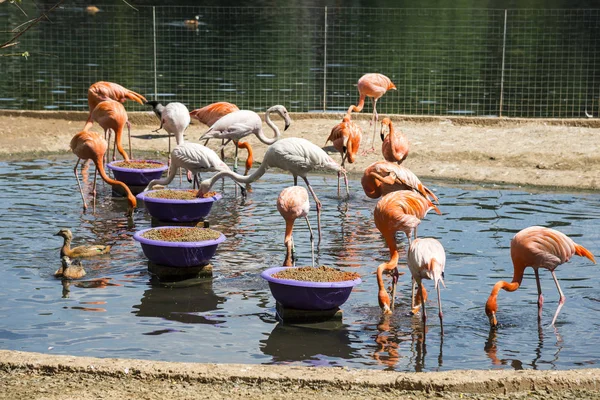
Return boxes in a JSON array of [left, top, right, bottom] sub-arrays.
[[488, 312, 498, 328], [284, 120, 291, 131]]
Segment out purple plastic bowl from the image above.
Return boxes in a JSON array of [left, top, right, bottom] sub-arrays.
[[107, 160, 168, 186], [260, 266, 362, 310], [133, 227, 226, 267], [137, 190, 222, 222]]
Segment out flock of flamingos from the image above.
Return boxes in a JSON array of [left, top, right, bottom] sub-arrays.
[[67, 73, 596, 333]]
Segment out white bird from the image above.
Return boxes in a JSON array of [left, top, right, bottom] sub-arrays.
[[196, 137, 347, 244], [146, 101, 191, 154], [144, 118, 245, 193], [199, 105, 292, 172], [407, 237, 446, 333]]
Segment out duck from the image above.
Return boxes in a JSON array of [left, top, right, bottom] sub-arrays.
[[55, 256, 87, 280], [55, 228, 111, 258], [184, 15, 200, 27]]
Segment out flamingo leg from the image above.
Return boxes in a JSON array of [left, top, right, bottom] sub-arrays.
[[127, 121, 132, 160], [534, 268, 544, 322], [550, 270, 566, 326], [92, 165, 98, 213], [304, 215, 315, 268], [437, 283, 444, 335], [233, 142, 239, 173], [411, 277, 416, 310], [377, 264, 393, 314], [390, 267, 400, 311], [291, 236, 296, 267], [220, 138, 225, 160], [370, 98, 379, 151], [302, 176, 322, 246], [419, 282, 427, 329], [73, 158, 88, 210], [111, 128, 117, 161]]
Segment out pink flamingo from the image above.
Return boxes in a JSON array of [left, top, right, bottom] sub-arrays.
[[277, 186, 315, 267], [324, 105, 362, 196], [87, 81, 146, 125], [84, 100, 132, 162], [70, 130, 136, 217], [408, 238, 446, 333], [373, 190, 441, 314], [361, 161, 438, 203], [380, 117, 409, 164], [190, 101, 253, 175], [350, 73, 396, 153], [485, 226, 596, 327], [196, 137, 347, 245]]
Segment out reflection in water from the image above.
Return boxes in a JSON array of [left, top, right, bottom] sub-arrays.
[[133, 279, 226, 325], [261, 321, 355, 366]]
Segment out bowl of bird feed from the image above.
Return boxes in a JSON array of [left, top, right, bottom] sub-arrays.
[[133, 226, 225, 267], [137, 189, 221, 222], [261, 266, 361, 310], [107, 160, 168, 186]]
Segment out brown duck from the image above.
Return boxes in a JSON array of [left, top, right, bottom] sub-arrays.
[[55, 228, 111, 258], [55, 256, 87, 280]]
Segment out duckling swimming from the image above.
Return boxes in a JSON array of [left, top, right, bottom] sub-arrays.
[[55, 228, 111, 258], [55, 256, 87, 280]]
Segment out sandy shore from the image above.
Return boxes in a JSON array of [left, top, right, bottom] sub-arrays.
[[0, 111, 599, 399]]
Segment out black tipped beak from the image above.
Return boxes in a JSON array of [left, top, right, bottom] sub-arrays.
[[284, 121, 290, 131], [380, 133, 385, 141]]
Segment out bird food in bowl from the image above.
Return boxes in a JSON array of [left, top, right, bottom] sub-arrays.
[[107, 160, 168, 186], [137, 189, 221, 222], [133, 227, 225, 267], [261, 266, 361, 310]]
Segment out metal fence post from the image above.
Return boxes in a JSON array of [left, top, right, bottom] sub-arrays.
[[153, 6, 158, 100], [499, 9, 507, 117], [323, 6, 328, 112]]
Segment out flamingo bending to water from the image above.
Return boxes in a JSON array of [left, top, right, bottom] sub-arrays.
[[408, 238, 446, 332], [190, 102, 253, 175], [325, 106, 362, 196], [70, 130, 136, 216], [380, 117, 409, 164], [361, 161, 438, 203], [84, 100, 131, 161], [199, 105, 291, 173], [196, 137, 347, 245], [87, 81, 146, 125], [373, 190, 441, 314], [485, 226, 596, 327], [277, 186, 315, 268], [350, 73, 396, 153]]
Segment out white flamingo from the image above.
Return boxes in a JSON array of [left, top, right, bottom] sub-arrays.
[[146, 101, 190, 154], [144, 120, 245, 193], [196, 137, 347, 244], [408, 238, 446, 333], [199, 105, 292, 172]]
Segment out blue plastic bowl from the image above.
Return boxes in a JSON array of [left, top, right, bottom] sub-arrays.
[[260, 266, 361, 310], [107, 160, 168, 186], [137, 190, 222, 222], [133, 227, 226, 267]]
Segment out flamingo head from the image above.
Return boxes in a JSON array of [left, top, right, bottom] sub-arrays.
[[380, 117, 391, 140], [485, 297, 498, 328], [377, 286, 393, 315], [388, 82, 397, 91], [196, 179, 212, 198], [270, 105, 292, 131]]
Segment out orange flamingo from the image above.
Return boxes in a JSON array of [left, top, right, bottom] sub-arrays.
[[277, 186, 315, 267], [70, 130, 137, 216], [361, 161, 438, 203], [324, 105, 362, 196], [190, 102, 253, 175], [408, 238, 446, 333], [84, 100, 131, 162], [485, 226, 596, 327], [373, 190, 441, 314], [86, 81, 146, 125], [380, 117, 409, 164], [350, 73, 396, 153]]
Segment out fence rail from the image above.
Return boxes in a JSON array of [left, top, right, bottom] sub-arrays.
[[1, 6, 600, 118]]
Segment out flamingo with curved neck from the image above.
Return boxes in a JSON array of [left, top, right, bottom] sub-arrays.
[[196, 137, 346, 244], [70, 130, 136, 217], [361, 161, 438, 203], [277, 186, 315, 268], [380, 117, 409, 164], [485, 226, 596, 327]]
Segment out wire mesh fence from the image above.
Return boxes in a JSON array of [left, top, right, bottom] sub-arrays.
[[1, 5, 600, 118]]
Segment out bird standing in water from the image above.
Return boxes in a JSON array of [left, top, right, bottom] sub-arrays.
[[408, 238, 446, 333], [277, 186, 315, 268], [196, 137, 346, 245], [373, 190, 441, 314], [55, 228, 111, 258], [350, 73, 396, 153], [325, 105, 362, 196], [70, 130, 137, 216], [380, 117, 409, 164], [485, 226, 596, 327], [190, 102, 253, 175]]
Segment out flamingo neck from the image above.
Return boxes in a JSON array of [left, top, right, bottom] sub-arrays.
[[256, 109, 281, 145], [485, 263, 525, 317], [353, 94, 366, 112], [94, 156, 137, 209], [146, 162, 178, 190], [200, 162, 268, 194]]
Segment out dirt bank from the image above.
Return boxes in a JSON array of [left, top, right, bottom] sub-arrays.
[[0, 110, 598, 191]]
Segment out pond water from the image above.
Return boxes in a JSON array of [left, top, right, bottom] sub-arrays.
[[0, 156, 599, 372]]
